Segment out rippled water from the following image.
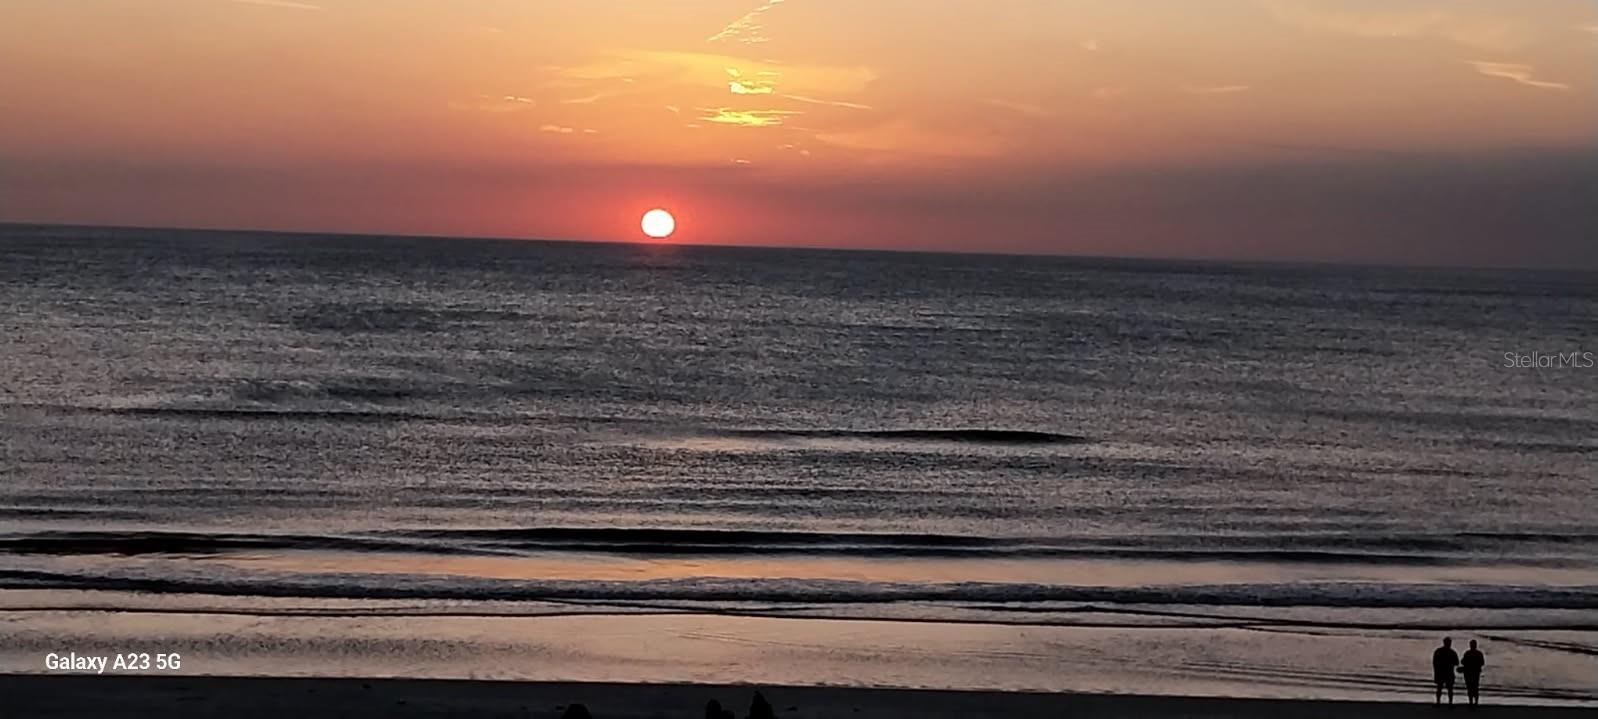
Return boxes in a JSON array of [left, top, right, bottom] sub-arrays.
[[1, 223, 1595, 699]]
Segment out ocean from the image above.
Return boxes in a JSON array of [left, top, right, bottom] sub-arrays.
[[1, 224, 1594, 703]]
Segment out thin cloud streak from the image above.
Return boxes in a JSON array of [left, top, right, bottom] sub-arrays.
[[228, 0, 323, 10], [1256, 0, 1534, 52], [1467, 61, 1569, 90], [980, 98, 1051, 117], [708, 0, 789, 44], [1185, 85, 1251, 94], [782, 94, 872, 110], [448, 95, 536, 113]]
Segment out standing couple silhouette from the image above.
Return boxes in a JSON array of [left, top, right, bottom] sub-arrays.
[[1432, 637, 1486, 707]]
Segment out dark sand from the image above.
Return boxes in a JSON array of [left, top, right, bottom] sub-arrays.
[[1, 676, 1587, 718]]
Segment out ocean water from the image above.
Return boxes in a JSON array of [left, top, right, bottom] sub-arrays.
[[1, 224, 1595, 702]]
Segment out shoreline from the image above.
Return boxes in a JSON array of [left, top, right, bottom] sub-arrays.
[[4, 601, 1594, 707], [2, 675, 1590, 718]]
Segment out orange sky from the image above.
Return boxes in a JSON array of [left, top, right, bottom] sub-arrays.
[[1, 0, 1595, 267]]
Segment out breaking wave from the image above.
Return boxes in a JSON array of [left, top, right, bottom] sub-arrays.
[[1, 565, 1594, 610], [1, 528, 1593, 564]]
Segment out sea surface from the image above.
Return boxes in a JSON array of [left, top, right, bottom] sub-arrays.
[[1, 224, 1594, 702]]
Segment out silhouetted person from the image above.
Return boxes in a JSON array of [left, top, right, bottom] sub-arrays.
[[748, 690, 775, 719], [706, 699, 734, 719], [561, 704, 593, 719], [1432, 637, 1459, 706], [1461, 640, 1485, 707]]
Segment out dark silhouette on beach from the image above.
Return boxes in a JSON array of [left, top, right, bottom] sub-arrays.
[[1461, 640, 1486, 707], [1432, 637, 1459, 706], [561, 703, 593, 719], [748, 690, 776, 719], [705, 699, 734, 719]]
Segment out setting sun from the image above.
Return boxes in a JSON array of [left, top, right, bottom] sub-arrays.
[[641, 208, 676, 239]]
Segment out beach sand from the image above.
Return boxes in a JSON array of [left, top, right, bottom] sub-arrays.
[[2, 676, 1587, 718]]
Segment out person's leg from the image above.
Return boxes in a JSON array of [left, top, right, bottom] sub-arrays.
[[1435, 680, 1443, 705], [1447, 678, 1455, 705]]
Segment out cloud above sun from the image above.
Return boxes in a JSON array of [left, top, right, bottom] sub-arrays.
[[727, 68, 777, 95], [700, 108, 800, 127], [552, 51, 873, 103], [708, 0, 790, 44]]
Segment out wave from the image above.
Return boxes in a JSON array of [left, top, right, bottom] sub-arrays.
[[716, 429, 1088, 445], [1, 566, 1594, 610], [3, 528, 1593, 564], [102, 407, 445, 423], [285, 305, 534, 334], [8, 404, 453, 424], [0, 531, 492, 557], [8, 405, 1087, 447], [0, 507, 148, 521]]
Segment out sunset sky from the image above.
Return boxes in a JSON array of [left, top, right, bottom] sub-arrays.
[[2, 0, 1594, 267]]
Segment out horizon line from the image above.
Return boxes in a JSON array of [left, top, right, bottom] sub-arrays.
[[2, 219, 1592, 276]]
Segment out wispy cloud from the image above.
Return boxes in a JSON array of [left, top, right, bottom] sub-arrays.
[[1184, 85, 1251, 95], [559, 50, 874, 100], [709, 0, 789, 44], [700, 108, 801, 127], [1249, 141, 1418, 159], [551, 50, 872, 124], [782, 94, 871, 110], [728, 68, 777, 95], [1466, 61, 1569, 90], [449, 94, 536, 113], [814, 120, 1005, 159], [1257, 0, 1533, 52], [539, 125, 596, 135], [1081, 38, 1101, 52], [1092, 87, 1128, 101], [228, 0, 323, 10], [980, 98, 1051, 117]]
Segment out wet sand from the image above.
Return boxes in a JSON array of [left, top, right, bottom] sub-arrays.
[[1, 675, 1588, 718]]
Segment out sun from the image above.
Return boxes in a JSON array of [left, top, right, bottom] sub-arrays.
[[641, 208, 676, 239]]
